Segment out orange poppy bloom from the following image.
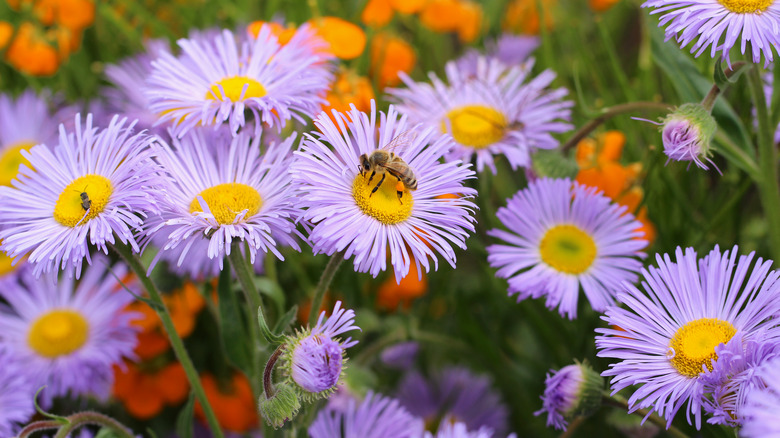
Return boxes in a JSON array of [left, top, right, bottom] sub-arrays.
[[309, 16, 367, 60], [370, 32, 416, 88], [322, 69, 375, 128], [503, 0, 556, 35], [590, 0, 621, 12], [113, 361, 190, 420], [0, 22, 13, 49], [195, 372, 258, 433], [389, 0, 426, 14], [362, 0, 394, 27], [32, 0, 95, 31], [247, 20, 296, 45], [4, 22, 60, 76], [377, 259, 428, 311], [456, 2, 483, 43], [419, 0, 461, 33]]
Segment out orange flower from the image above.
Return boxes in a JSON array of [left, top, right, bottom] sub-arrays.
[[113, 361, 190, 420], [590, 0, 621, 12], [297, 293, 332, 325], [362, 0, 394, 27], [0, 22, 12, 49], [389, 0, 426, 14], [370, 32, 416, 88], [247, 20, 296, 45], [322, 69, 375, 128], [4, 22, 60, 76], [456, 2, 482, 43], [33, 0, 95, 31], [376, 259, 428, 311], [419, 0, 461, 33], [309, 16, 366, 60], [195, 372, 258, 433], [503, 0, 556, 35]]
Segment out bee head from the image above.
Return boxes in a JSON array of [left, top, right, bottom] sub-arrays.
[[359, 154, 371, 171]]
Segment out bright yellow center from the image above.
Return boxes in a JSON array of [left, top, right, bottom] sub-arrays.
[[53, 175, 112, 227], [206, 76, 267, 102], [28, 309, 90, 358], [189, 183, 262, 225], [0, 142, 34, 186], [0, 248, 17, 277], [718, 0, 772, 13], [352, 171, 413, 225], [444, 105, 507, 149], [668, 318, 736, 377], [539, 225, 597, 274]]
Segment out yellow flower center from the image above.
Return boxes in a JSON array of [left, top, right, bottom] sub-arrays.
[[352, 171, 413, 225], [28, 309, 90, 358], [189, 183, 263, 225], [444, 105, 507, 149], [0, 248, 18, 277], [53, 175, 113, 227], [539, 225, 597, 274], [718, 0, 772, 13], [206, 76, 267, 102], [0, 142, 34, 186], [668, 318, 736, 378]]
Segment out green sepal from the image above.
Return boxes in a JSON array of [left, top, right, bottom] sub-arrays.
[[713, 58, 751, 90], [259, 383, 301, 429]]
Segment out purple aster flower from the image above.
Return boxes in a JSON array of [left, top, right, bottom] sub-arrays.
[[741, 356, 780, 437], [146, 25, 333, 138], [0, 260, 140, 404], [396, 366, 509, 435], [424, 422, 500, 438], [658, 103, 717, 170], [292, 101, 477, 280], [456, 34, 539, 77], [642, 0, 780, 67], [699, 331, 780, 426], [0, 114, 160, 278], [534, 363, 604, 431], [487, 178, 647, 319], [309, 392, 424, 438], [387, 56, 572, 174], [145, 128, 302, 273], [282, 301, 360, 400], [380, 341, 420, 370], [0, 349, 35, 437], [596, 246, 780, 429]]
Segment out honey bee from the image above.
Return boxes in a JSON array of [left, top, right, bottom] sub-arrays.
[[358, 131, 418, 204]]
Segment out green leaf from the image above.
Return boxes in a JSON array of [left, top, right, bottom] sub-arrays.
[[713, 59, 751, 89], [255, 277, 286, 318], [272, 305, 298, 335], [176, 392, 196, 438], [94, 428, 123, 438], [217, 268, 252, 373]]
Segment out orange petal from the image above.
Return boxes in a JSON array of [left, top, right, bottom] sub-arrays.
[[419, 0, 461, 33], [362, 0, 394, 27], [370, 33, 416, 88], [156, 362, 190, 405], [310, 17, 367, 60], [597, 130, 626, 163], [389, 0, 426, 13]]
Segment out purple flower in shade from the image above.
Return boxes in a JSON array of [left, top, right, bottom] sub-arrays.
[[0, 349, 35, 437], [282, 301, 360, 400], [387, 56, 572, 174], [396, 367, 509, 435], [0, 114, 160, 278], [596, 246, 780, 429], [292, 101, 477, 280], [424, 422, 502, 438], [145, 128, 302, 273], [642, 0, 780, 67], [699, 331, 780, 426], [659, 103, 717, 170], [534, 363, 604, 431], [456, 34, 539, 77], [741, 357, 780, 437], [487, 178, 647, 319], [309, 392, 424, 438], [380, 341, 420, 370], [145, 25, 333, 138], [0, 260, 140, 404]]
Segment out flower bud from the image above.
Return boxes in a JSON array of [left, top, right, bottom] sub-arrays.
[[660, 103, 717, 170], [259, 383, 301, 429], [534, 362, 604, 430]]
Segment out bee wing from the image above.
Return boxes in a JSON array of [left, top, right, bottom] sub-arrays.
[[381, 130, 418, 156]]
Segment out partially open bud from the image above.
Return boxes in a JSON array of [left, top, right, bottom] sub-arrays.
[[660, 103, 717, 170], [534, 362, 604, 431], [259, 382, 301, 429]]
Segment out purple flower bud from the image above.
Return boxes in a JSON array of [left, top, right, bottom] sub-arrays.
[[660, 103, 717, 170], [534, 363, 603, 431]]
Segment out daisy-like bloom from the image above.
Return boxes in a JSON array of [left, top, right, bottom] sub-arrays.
[[309, 392, 424, 438], [281, 301, 360, 400], [596, 246, 780, 429], [741, 356, 780, 437], [396, 366, 509, 435], [292, 101, 477, 280], [642, 0, 780, 66], [0, 261, 139, 404], [0, 349, 35, 438], [387, 56, 572, 174], [487, 178, 646, 319], [146, 24, 333, 138], [146, 128, 302, 272], [0, 114, 159, 278], [534, 363, 604, 431]]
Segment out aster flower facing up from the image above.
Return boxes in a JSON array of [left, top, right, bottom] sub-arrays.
[[388, 56, 572, 174], [596, 246, 780, 429], [146, 25, 333, 138], [0, 261, 139, 404], [281, 301, 360, 400], [292, 102, 477, 280], [534, 362, 604, 431], [487, 178, 647, 319], [0, 114, 159, 278], [0, 349, 35, 438], [659, 103, 717, 170], [309, 392, 424, 438], [741, 357, 780, 437], [642, 0, 780, 66], [146, 128, 302, 273]]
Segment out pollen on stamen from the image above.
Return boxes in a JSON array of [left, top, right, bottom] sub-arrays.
[[352, 171, 413, 225]]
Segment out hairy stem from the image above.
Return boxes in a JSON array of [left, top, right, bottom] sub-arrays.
[[308, 252, 345, 326], [263, 343, 286, 397], [562, 102, 673, 152]]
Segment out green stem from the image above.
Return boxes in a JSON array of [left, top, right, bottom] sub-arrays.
[[561, 102, 673, 152], [111, 243, 224, 438], [17, 420, 62, 438], [747, 62, 780, 264], [308, 252, 345, 326], [52, 412, 134, 438], [603, 394, 688, 438]]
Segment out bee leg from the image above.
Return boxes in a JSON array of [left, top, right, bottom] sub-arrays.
[[369, 172, 386, 198], [395, 179, 405, 204], [367, 169, 377, 185]]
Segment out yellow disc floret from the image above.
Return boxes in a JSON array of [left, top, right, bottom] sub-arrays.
[[0, 248, 18, 277], [53, 175, 113, 228], [28, 309, 90, 358], [718, 0, 772, 13], [206, 76, 267, 102], [352, 171, 413, 225], [444, 105, 507, 149], [189, 183, 263, 225], [668, 318, 737, 377], [539, 225, 597, 274], [0, 142, 34, 187]]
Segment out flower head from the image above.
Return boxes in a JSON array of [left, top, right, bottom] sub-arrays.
[[596, 246, 780, 429], [660, 103, 717, 170], [0, 114, 159, 278], [292, 101, 476, 280], [741, 357, 780, 437], [487, 178, 646, 319], [534, 363, 604, 430], [309, 392, 424, 438]]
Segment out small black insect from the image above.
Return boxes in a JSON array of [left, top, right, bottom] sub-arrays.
[[80, 192, 91, 211]]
